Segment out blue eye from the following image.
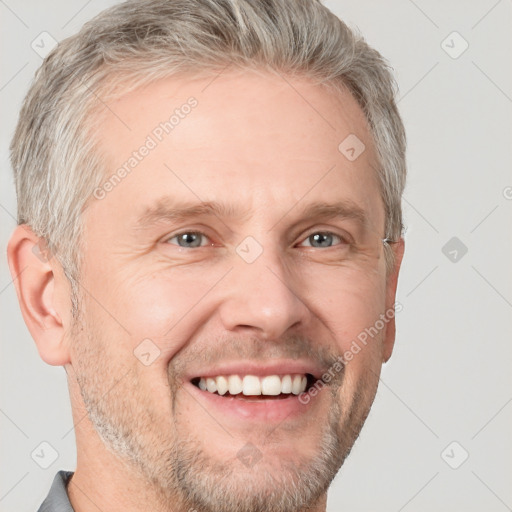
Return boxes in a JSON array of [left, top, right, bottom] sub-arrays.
[[164, 230, 348, 250], [167, 232, 209, 248], [299, 232, 345, 248]]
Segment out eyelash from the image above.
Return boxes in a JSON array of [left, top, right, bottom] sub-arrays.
[[164, 230, 351, 249]]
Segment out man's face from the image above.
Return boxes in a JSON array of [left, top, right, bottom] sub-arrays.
[[69, 70, 401, 512]]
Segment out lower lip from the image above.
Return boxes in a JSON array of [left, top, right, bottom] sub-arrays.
[[185, 382, 320, 423]]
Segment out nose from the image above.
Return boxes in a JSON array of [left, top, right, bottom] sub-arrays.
[[217, 244, 309, 340]]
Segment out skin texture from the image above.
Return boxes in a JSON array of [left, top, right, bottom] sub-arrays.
[[8, 69, 404, 512]]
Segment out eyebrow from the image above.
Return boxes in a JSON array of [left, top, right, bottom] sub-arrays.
[[292, 201, 368, 228], [134, 197, 368, 231], [135, 199, 250, 230]]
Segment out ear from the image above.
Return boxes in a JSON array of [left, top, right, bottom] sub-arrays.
[[7, 225, 71, 366], [382, 238, 405, 363]]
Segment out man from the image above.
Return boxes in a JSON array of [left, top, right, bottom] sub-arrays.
[[7, 0, 406, 510]]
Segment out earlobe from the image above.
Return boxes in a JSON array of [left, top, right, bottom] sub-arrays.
[[7, 225, 71, 366], [382, 238, 405, 363]]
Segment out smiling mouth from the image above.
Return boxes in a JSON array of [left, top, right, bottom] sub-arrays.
[[191, 374, 316, 400]]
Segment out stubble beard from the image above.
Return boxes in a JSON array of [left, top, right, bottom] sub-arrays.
[[69, 293, 380, 512]]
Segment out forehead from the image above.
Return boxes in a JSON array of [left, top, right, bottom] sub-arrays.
[[90, 70, 383, 231]]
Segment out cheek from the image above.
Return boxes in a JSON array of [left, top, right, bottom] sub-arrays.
[[86, 265, 224, 355], [304, 265, 388, 391], [305, 265, 388, 347]]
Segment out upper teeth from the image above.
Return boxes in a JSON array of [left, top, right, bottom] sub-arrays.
[[197, 374, 308, 396]]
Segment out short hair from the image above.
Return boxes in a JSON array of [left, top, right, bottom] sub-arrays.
[[11, 0, 406, 282]]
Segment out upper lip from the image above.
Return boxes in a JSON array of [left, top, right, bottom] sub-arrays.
[[185, 359, 324, 381]]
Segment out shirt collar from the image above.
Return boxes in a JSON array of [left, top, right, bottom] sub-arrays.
[[37, 470, 75, 512]]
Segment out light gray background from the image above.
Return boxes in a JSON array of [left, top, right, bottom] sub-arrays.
[[1, 1, 511, 510]]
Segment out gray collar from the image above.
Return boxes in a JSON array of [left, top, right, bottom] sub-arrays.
[[37, 471, 75, 512]]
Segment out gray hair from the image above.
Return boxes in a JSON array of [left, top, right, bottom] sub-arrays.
[[11, 0, 406, 282]]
